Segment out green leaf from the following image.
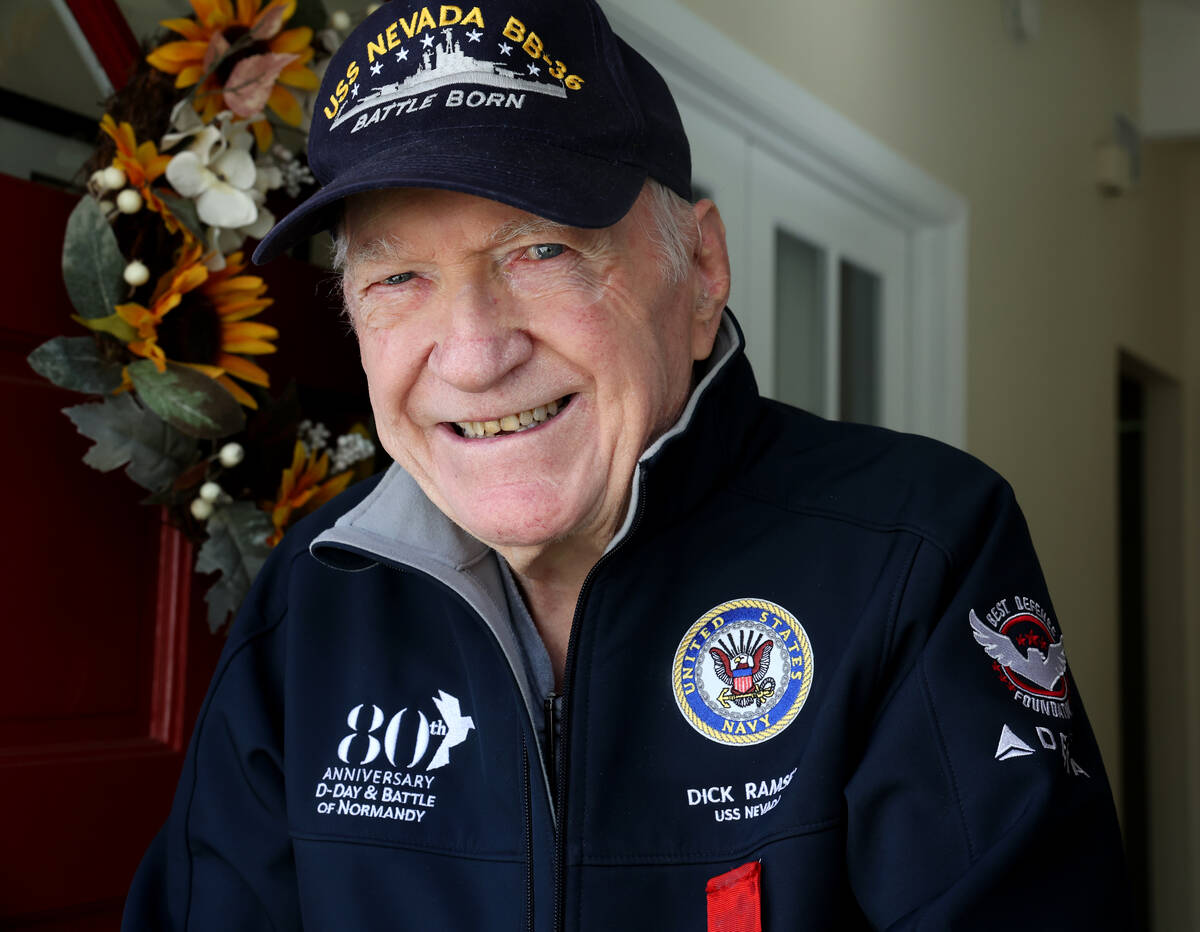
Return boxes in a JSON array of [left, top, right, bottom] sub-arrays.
[[127, 360, 246, 439], [287, 0, 329, 35], [73, 312, 137, 343], [158, 191, 206, 242], [64, 393, 198, 491], [196, 502, 273, 631], [62, 197, 126, 320], [28, 336, 123, 394]]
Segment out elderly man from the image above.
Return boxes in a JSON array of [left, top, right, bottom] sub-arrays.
[[125, 1, 1131, 929]]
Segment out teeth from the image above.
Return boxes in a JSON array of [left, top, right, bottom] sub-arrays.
[[455, 397, 569, 438]]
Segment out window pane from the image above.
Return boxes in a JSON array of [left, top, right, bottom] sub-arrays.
[[774, 229, 825, 415], [839, 260, 880, 424], [0, 1, 106, 186]]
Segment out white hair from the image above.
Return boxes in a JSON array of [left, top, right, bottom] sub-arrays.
[[638, 178, 699, 285], [330, 178, 698, 313]]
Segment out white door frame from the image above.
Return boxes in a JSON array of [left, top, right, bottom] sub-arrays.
[[601, 0, 969, 448]]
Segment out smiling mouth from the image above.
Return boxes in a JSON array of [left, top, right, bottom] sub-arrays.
[[452, 395, 573, 439]]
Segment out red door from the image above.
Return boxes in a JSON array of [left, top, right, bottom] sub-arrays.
[[0, 6, 368, 928], [0, 171, 225, 929]]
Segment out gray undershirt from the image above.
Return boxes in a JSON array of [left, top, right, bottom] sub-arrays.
[[497, 556, 556, 706]]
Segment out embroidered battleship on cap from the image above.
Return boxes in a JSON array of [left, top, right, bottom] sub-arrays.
[[329, 24, 569, 133], [252, 0, 692, 264]]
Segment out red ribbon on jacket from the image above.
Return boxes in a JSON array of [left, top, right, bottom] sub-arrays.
[[706, 861, 762, 932]]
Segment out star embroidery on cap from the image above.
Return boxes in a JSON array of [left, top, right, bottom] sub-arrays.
[[370, 60, 383, 75], [396, 46, 408, 62], [466, 29, 483, 42], [498, 41, 513, 55], [350, 82, 359, 98], [527, 62, 540, 76], [420, 32, 437, 48]]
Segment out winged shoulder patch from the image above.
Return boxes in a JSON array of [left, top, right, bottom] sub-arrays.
[[969, 598, 1072, 720]]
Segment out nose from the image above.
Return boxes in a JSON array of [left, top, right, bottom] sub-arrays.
[[426, 279, 532, 392]]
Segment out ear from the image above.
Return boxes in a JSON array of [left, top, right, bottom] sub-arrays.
[[689, 199, 731, 361]]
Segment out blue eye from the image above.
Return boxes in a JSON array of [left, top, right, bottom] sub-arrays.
[[525, 243, 565, 260], [381, 272, 414, 285]]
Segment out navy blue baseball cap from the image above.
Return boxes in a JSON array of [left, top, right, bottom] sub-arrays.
[[252, 0, 691, 263]]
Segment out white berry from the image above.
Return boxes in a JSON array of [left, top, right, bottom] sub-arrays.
[[199, 481, 222, 503], [330, 9, 351, 30], [190, 497, 214, 521], [101, 166, 126, 190], [218, 442, 245, 467], [116, 189, 143, 214], [123, 260, 150, 286]]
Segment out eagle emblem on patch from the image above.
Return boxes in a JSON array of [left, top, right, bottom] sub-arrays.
[[672, 598, 814, 746], [969, 596, 1072, 720]]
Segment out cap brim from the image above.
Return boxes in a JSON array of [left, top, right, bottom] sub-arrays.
[[252, 130, 647, 264]]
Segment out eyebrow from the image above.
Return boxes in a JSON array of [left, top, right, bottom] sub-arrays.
[[340, 233, 415, 283], [349, 234, 415, 266], [487, 216, 572, 247]]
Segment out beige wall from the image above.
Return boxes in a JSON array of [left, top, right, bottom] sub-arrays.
[[671, 0, 1198, 923]]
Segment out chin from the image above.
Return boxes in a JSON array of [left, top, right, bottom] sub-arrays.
[[452, 496, 592, 553]]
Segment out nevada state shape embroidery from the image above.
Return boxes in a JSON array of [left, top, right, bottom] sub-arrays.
[[672, 598, 814, 746]]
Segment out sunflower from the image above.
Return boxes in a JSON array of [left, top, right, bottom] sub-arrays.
[[99, 115, 180, 232], [265, 440, 354, 545], [147, 0, 319, 149], [113, 243, 278, 407]]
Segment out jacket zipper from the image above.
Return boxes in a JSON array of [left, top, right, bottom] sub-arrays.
[[523, 739, 534, 932], [366, 562, 554, 928], [552, 476, 649, 932]]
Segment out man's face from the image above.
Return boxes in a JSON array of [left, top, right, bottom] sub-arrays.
[[341, 186, 726, 562]]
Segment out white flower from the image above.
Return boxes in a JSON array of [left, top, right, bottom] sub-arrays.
[[271, 144, 314, 197], [165, 111, 260, 231], [330, 433, 376, 473], [299, 419, 331, 452]]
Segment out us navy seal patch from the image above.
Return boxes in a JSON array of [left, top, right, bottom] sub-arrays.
[[672, 598, 814, 746]]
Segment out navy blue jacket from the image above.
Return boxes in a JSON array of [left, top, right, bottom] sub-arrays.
[[124, 316, 1131, 929]]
